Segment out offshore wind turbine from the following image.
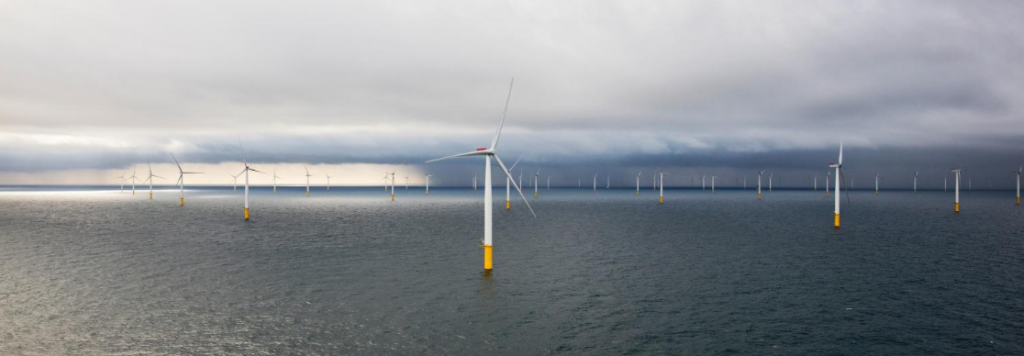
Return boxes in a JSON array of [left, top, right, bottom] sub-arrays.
[[129, 166, 138, 196], [701, 174, 706, 190], [814, 175, 818, 191], [951, 166, 962, 213], [230, 173, 240, 192], [405, 175, 409, 189], [547, 175, 551, 190], [474, 174, 478, 191], [116, 171, 126, 193], [534, 170, 540, 198], [658, 169, 665, 204], [711, 175, 717, 193], [757, 170, 764, 200], [237, 151, 264, 221], [913, 171, 919, 193], [304, 165, 313, 197], [593, 173, 598, 192], [326, 173, 334, 191], [389, 169, 396, 201], [171, 154, 203, 206], [425, 174, 432, 195], [768, 173, 773, 192], [1015, 164, 1021, 205], [635, 170, 642, 195], [825, 170, 831, 197], [875, 173, 880, 195], [606, 175, 610, 189], [425, 78, 533, 272], [272, 170, 282, 194], [828, 141, 849, 228], [144, 162, 164, 200], [504, 154, 523, 210]]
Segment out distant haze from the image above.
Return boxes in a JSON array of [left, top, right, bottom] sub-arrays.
[[1, 1, 1022, 187]]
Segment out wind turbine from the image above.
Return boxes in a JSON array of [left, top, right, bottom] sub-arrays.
[[425, 78, 533, 272], [389, 169, 397, 201], [383, 172, 389, 192], [425, 174, 432, 195], [711, 175, 717, 193], [230, 173, 240, 192], [116, 171, 126, 193], [814, 175, 818, 191], [606, 175, 610, 189], [635, 170, 642, 196], [171, 154, 203, 206], [1015, 164, 1020, 205], [326, 173, 334, 191], [952, 166, 962, 213], [743, 176, 747, 189], [701, 173, 706, 190], [547, 175, 551, 190], [757, 170, 764, 200], [272, 170, 282, 194], [593, 173, 598, 192], [129, 166, 138, 196], [658, 169, 665, 204], [304, 165, 313, 197], [405, 175, 409, 189], [473, 174, 478, 191], [144, 162, 164, 200], [237, 151, 264, 221], [829, 141, 849, 228], [825, 170, 831, 197], [913, 171, 918, 193], [875, 173, 881, 195], [505, 154, 523, 210], [768, 173, 773, 192], [533, 170, 540, 198]]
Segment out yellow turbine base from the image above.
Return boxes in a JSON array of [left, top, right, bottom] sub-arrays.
[[180, 198, 184, 206], [534, 191, 538, 198], [758, 193, 761, 200], [273, 188, 277, 194], [636, 191, 639, 196], [1017, 197, 1020, 205], [955, 202, 959, 213], [834, 213, 840, 229], [149, 192, 153, 200], [826, 191, 830, 197], [244, 207, 250, 220], [506, 201, 510, 210], [306, 191, 310, 197], [426, 189, 429, 195], [659, 196, 664, 204], [483, 245, 493, 271], [391, 194, 395, 201]]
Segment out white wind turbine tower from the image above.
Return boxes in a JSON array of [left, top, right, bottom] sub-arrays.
[[326, 173, 334, 191], [944, 173, 948, 192], [534, 170, 540, 198], [116, 171, 126, 194], [272, 170, 282, 194], [768, 173, 773, 192], [635, 170, 642, 196], [518, 171, 522, 191], [701, 173, 706, 190], [389, 169, 396, 201], [951, 165, 962, 213], [814, 174, 818, 191], [658, 169, 666, 204], [547, 176, 551, 190], [757, 170, 764, 200], [914, 171, 919, 193], [505, 154, 523, 210], [474, 174, 478, 191], [129, 166, 138, 196], [405, 175, 409, 189], [304, 165, 313, 197], [875, 173, 881, 195], [1015, 164, 1020, 205], [230, 173, 240, 192], [828, 141, 849, 228], [825, 170, 831, 197], [653, 175, 657, 191], [144, 162, 164, 200], [171, 154, 203, 206], [606, 175, 610, 189], [592, 173, 598, 192], [236, 152, 264, 221], [383, 172, 389, 192], [425, 78, 533, 272], [425, 174, 432, 195], [711, 175, 717, 193], [744, 176, 747, 189]]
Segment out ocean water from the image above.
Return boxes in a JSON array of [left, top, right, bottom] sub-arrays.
[[1, 186, 1022, 355]]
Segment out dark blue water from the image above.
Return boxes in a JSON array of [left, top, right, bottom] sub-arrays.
[[1, 186, 1022, 355]]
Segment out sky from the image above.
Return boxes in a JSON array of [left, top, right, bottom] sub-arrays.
[[1, 0, 1022, 188]]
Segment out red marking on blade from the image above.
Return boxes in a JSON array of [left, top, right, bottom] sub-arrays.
[[476, 147, 487, 151]]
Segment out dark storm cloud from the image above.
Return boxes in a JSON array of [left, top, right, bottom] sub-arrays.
[[0, 0, 1022, 186]]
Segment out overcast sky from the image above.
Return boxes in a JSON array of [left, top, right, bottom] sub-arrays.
[[1, 0, 1022, 187]]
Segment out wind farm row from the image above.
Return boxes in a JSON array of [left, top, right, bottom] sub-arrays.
[[101, 79, 1021, 273]]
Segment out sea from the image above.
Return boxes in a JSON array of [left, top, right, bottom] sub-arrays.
[[1, 186, 1022, 355]]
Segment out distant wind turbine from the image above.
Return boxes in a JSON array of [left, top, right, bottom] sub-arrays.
[[951, 166, 962, 213], [326, 173, 334, 191], [425, 78, 534, 272], [593, 173, 598, 192], [116, 171, 126, 194], [272, 170, 282, 194], [658, 169, 665, 204], [505, 154, 523, 210], [635, 170, 642, 196], [1015, 164, 1020, 205], [757, 170, 764, 200], [829, 141, 849, 228], [534, 170, 540, 198], [144, 162, 164, 200], [171, 154, 203, 206], [425, 174, 432, 195], [913, 171, 918, 193], [129, 166, 138, 196], [237, 149, 264, 220], [304, 165, 313, 197], [711, 175, 717, 193], [230, 173, 240, 192]]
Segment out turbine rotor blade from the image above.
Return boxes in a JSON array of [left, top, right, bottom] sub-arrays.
[[490, 78, 514, 150], [425, 150, 489, 163]]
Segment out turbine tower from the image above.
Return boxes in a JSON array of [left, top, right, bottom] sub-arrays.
[[593, 174, 598, 192], [144, 162, 164, 200], [272, 170, 282, 194], [828, 142, 849, 228], [635, 170, 642, 196], [757, 170, 764, 200], [534, 170, 540, 198], [711, 175, 717, 193], [326, 173, 334, 191], [304, 165, 313, 197], [171, 154, 203, 206], [825, 171, 831, 197], [952, 166, 962, 213], [129, 166, 138, 196], [116, 171, 126, 194], [505, 155, 523, 210], [875, 173, 880, 195], [914, 171, 919, 193], [237, 156, 263, 220], [1015, 165, 1021, 205], [230, 173, 240, 192], [425, 174, 432, 195], [658, 169, 665, 204], [425, 78, 534, 272]]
